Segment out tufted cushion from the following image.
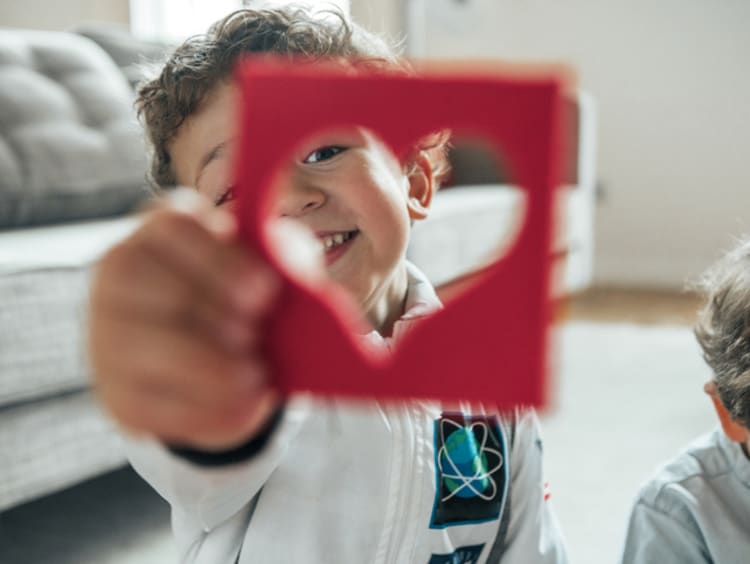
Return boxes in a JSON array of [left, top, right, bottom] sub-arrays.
[[74, 24, 171, 89], [0, 30, 150, 228]]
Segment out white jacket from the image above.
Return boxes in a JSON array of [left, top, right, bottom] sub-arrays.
[[126, 264, 568, 563]]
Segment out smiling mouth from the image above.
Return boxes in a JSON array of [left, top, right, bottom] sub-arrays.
[[317, 229, 359, 265], [319, 229, 358, 251]]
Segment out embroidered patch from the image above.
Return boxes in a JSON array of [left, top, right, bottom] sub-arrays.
[[428, 543, 485, 564], [430, 413, 507, 528]]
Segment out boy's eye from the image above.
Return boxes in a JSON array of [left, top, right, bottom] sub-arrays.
[[303, 145, 346, 164], [214, 185, 237, 207]]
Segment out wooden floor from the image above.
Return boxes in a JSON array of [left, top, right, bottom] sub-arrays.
[[435, 267, 704, 326], [561, 286, 704, 325]]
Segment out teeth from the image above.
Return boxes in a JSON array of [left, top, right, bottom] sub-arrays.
[[322, 231, 352, 250]]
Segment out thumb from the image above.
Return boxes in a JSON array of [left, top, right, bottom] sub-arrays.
[[164, 186, 237, 242], [266, 219, 326, 286]]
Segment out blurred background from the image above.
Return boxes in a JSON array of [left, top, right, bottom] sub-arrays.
[[1, 1, 748, 563], [3, 0, 749, 285]]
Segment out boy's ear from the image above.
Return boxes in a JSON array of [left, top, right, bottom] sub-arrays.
[[406, 151, 435, 221], [704, 381, 750, 443]]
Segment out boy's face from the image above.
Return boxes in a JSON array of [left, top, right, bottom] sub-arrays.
[[169, 82, 433, 331]]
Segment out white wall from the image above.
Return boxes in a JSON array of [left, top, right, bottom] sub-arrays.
[[4, 0, 747, 287], [0, 0, 129, 30], [350, 0, 404, 46], [353, 0, 750, 288]]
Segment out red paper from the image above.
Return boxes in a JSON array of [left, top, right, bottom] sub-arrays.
[[233, 59, 566, 408]]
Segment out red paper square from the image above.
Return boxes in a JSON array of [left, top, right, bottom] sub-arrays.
[[233, 59, 566, 408]]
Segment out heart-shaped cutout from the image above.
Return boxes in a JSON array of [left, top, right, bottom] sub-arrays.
[[233, 58, 567, 409]]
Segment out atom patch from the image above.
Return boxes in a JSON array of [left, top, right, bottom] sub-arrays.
[[428, 543, 485, 564], [430, 413, 507, 529]]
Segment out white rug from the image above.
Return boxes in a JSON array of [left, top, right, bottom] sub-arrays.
[[541, 321, 716, 564], [0, 321, 717, 564]]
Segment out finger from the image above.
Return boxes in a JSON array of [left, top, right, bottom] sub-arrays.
[[93, 240, 212, 320], [104, 380, 282, 450], [268, 218, 326, 286], [91, 242, 258, 352], [92, 314, 267, 408], [133, 207, 279, 318], [174, 386, 282, 451], [162, 186, 237, 242]]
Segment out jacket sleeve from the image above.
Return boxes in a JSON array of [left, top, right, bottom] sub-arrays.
[[123, 395, 313, 560], [498, 409, 568, 564], [620, 500, 710, 564]]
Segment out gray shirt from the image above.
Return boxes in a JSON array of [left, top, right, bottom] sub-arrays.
[[621, 428, 750, 563]]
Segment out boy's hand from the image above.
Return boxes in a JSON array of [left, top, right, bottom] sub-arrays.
[[89, 188, 283, 452]]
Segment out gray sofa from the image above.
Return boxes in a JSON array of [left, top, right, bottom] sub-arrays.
[[0, 27, 160, 512], [0, 28, 596, 512]]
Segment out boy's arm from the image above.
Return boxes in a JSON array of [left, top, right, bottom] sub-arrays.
[[620, 500, 710, 564], [88, 190, 299, 532], [497, 409, 569, 564], [89, 191, 283, 452], [168, 403, 285, 466], [123, 394, 313, 536]]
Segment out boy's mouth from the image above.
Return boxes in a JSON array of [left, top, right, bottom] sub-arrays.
[[317, 229, 359, 265]]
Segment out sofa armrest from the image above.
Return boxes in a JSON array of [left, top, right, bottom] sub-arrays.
[[413, 90, 597, 295]]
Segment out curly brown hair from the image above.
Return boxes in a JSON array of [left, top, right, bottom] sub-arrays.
[[694, 237, 750, 428], [136, 6, 449, 191]]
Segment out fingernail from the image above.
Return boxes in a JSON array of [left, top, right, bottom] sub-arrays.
[[167, 186, 205, 214]]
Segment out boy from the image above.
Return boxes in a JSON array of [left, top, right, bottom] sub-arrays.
[[620, 237, 750, 563], [88, 8, 567, 563]]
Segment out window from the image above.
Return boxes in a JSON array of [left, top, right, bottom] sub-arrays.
[[130, 0, 350, 41]]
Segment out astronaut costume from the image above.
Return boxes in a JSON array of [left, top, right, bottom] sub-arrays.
[[621, 428, 750, 563], [126, 264, 568, 563]]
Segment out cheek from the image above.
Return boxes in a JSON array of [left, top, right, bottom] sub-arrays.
[[338, 158, 412, 247], [363, 162, 410, 207], [371, 174, 412, 231], [370, 193, 412, 256], [196, 160, 232, 202]]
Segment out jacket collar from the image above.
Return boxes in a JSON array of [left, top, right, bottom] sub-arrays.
[[364, 262, 442, 350]]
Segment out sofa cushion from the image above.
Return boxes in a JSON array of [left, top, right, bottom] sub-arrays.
[[408, 185, 527, 287], [407, 184, 578, 293], [0, 30, 150, 228], [0, 217, 138, 406], [0, 390, 126, 511], [74, 23, 172, 89]]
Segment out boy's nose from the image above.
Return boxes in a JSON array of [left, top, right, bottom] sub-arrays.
[[274, 177, 326, 218]]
